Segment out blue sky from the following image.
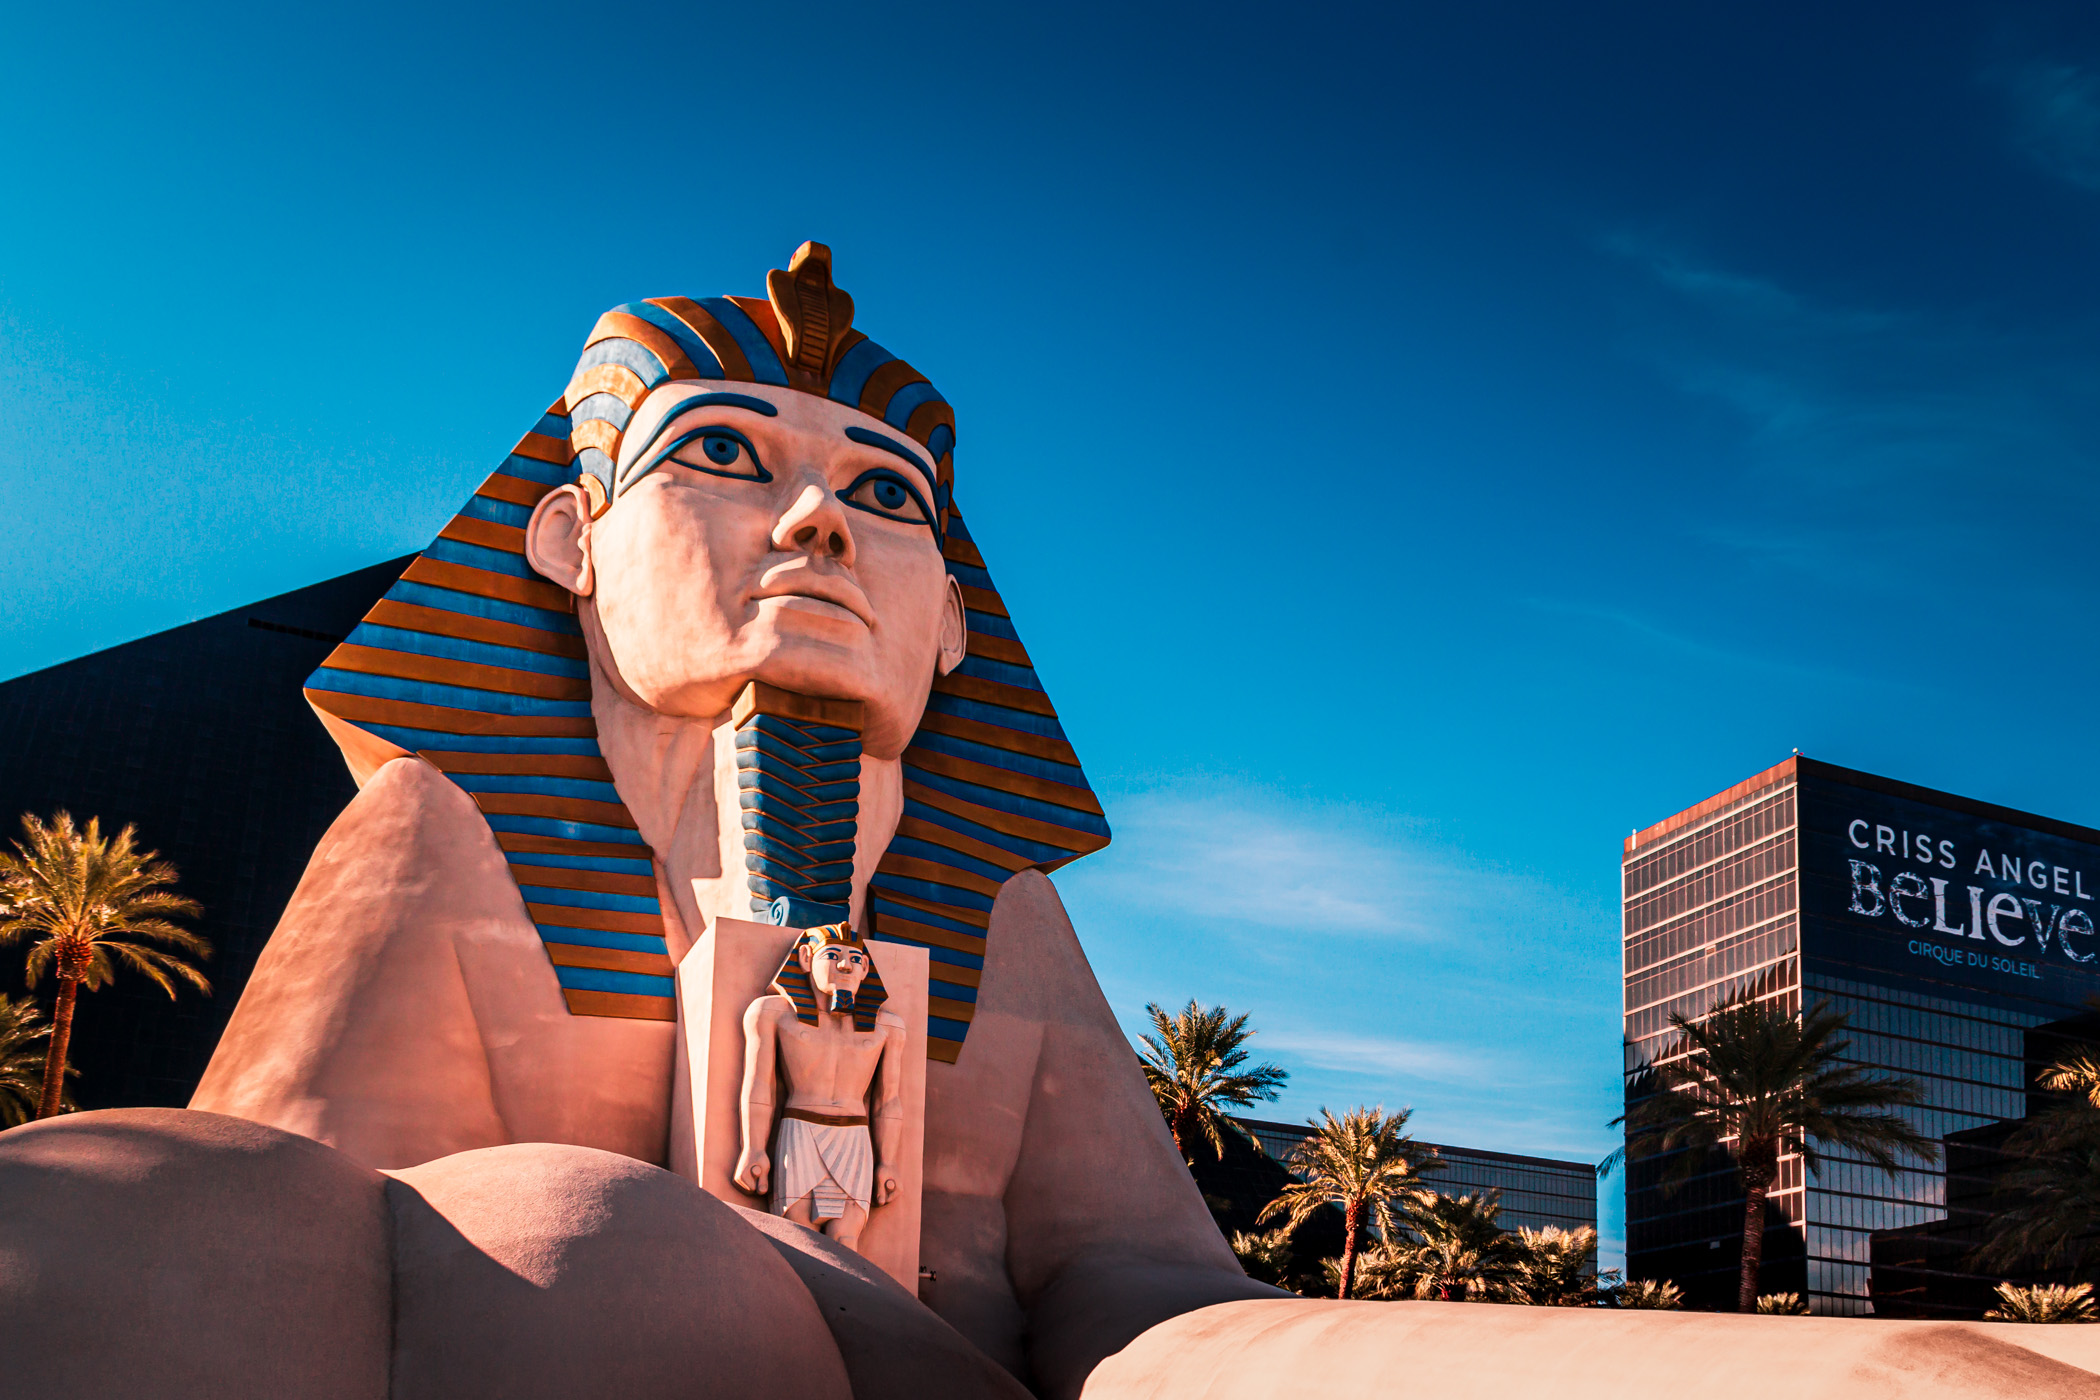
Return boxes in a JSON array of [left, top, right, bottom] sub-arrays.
[[9, 1, 2100, 1265]]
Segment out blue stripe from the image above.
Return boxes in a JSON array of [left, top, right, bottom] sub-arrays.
[[554, 965, 674, 998], [907, 729, 1081, 786], [511, 851, 655, 877], [886, 834, 1013, 885], [931, 979, 978, 1004], [347, 623, 589, 680], [449, 771, 624, 804], [697, 298, 790, 386], [951, 655, 1042, 692], [567, 392, 633, 432], [496, 454, 570, 486], [424, 537, 534, 580], [870, 871, 996, 913], [921, 691, 1070, 742], [899, 799, 1075, 866], [964, 610, 1018, 641], [867, 930, 985, 971], [308, 670, 591, 719], [870, 894, 987, 941], [459, 494, 535, 530], [884, 379, 945, 431], [929, 1015, 970, 1040], [532, 411, 569, 437], [484, 813, 648, 845], [517, 883, 661, 914], [576, 336, 671, 387], [828, 337, 893, 408], [619, 301, 726, 376], [359, 723, 601, 758], [945, 513, 975, 544], [383, 579, 581, 635], [537, 925, 668, 953], [901, 765, 1109, 838], [945, 561, 995, 592], [925, 422, 954, 464]]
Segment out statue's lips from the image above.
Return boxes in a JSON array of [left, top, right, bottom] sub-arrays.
[[753, 571, 875, 628]]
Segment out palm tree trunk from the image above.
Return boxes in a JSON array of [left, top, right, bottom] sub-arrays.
[[1738, 1143, 1778, 1313], [36, 977, 78, 1120], [1338, 1198, 1361, 1299]]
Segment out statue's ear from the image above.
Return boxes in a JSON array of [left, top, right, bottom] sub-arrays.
[[796, 944, 815, 972], [936, 574, 966, 676], [525, 482, 597, 597]]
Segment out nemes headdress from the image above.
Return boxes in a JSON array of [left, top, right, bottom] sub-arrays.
[[299, 243, 1110, 1063], [770, 923, 889, 1033]]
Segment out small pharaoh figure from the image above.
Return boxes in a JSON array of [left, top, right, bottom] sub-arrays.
[[734, 924, 905, 1253]]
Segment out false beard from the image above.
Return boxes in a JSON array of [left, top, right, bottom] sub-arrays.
[[826, 988, 857, 1016]]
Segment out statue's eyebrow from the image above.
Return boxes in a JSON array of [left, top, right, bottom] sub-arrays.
[[625, 391, 780, 465], [843, 425, 937, 491]]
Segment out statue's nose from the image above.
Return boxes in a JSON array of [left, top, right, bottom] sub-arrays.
[[771, 479, 854, 563]]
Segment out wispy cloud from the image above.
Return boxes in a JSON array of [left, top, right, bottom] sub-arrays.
[[1997, 61, 2100, 192], [1260, 1028, 1498, 1088], [1071, 778, 1598, 946]]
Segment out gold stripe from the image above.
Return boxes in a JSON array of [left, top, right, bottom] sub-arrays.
[[957, 585, 1009, 618], [402, 557, 575, 614], [302, 689, 596, 739], [902, 778, 1107, 856], [546, 942, 672, 977], [561, 987, 675, 1021], [508, 860, 658, 899], [439, 516, 527, 555], [782, 1107, 869, 1127], [527, 901, 663, 936], [565, 361, 649, 408], [931, 672, 1058, 719], [476, 473, 557, 509], [910, 709, 1078, 767], [650, 296, 757, 382], [478, 792, 637, 830], [893, 814, 1032, 874], [498, 830, 655, 862], [943, 536, 987, 569], [873, 882, 991, 931], [878, 851, 1004, 900], [514, 432, 571, 466], [363, 600, 587, 660], [902, 746, 1103, 818], [427, 750, 612, 781], [322, 643, 590, 704], [929, 995, 977, 1023], [731, 681, 866, 732], [966, 633, 1032, 668], [927, 1037, 962, 1064], [586, 311, 701, 381], [873, 909, 988, 958], [570, 417, 622, 458]]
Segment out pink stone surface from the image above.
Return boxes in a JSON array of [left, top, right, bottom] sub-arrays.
[[733, 1201, 1033, 1400], [1084, 1299, 2100, 1400], [190, 756, 673, 1169], [387, 1142, 850, 1400], [668, 915, 929, 1290], [0, 1108, 391, 1400]]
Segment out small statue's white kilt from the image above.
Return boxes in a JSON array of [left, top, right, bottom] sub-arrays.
[[772, 1117, 874, 1220]]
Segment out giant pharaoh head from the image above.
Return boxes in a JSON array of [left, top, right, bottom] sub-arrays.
[[300, 244, 1110, 1061]]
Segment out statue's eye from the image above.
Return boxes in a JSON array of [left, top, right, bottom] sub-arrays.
[[842, 469, 932, 528], [664, 426, 769, 481]]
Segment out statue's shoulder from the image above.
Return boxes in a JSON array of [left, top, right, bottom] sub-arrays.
[[303, 756, 531, 927], [744, 991, 796, 1029], [876, 1005, 907, 1033]]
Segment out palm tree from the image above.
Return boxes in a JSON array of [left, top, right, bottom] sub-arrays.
[[1510, 1225, 1603, 1307], [1612, 1278, 1685, 1309], [1607, 993, 1935, 1313], [0, 812, 209, 1119], [1755, 1291, 1809, 1314], [0, 995, 59, 1127], [1258, 1106, 1441, 1299], [1399, 1191, 1526, 1301], [1227, 1225, 1297, 1289], [1138, 1000, 1287, 1159], [1974, 1049, 2100, 1276], [1985, 1282, 2099, 1323]]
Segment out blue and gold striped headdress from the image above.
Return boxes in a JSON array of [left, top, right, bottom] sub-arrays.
[[300, 242, 1110, 1063], [770, 924, 889, 1034]]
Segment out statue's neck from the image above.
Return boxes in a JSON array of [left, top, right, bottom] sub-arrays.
[[587, 672, 897, 962]]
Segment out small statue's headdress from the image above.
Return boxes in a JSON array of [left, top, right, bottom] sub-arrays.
[[562, 241, 954, 533], [770, 923, 888, 1033]]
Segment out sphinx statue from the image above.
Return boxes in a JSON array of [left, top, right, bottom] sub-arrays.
[[5, 244, 2098, 1400]]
